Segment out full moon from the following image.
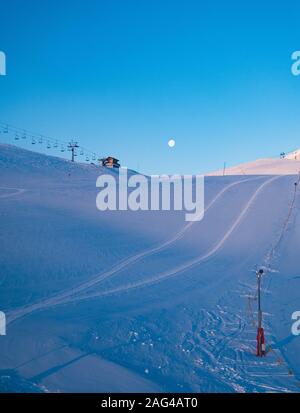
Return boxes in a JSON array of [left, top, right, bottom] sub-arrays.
[[168, 139, 176, 148]]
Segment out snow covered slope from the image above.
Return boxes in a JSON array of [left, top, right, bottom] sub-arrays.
[[208, 153, 300, 176], [0, 144, 300, 393]]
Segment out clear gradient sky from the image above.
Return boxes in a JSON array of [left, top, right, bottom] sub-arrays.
[[0, 0, 300, 175]]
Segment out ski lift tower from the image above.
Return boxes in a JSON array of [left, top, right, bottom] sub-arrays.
[[68, 140, 79, 162], [256, 269, 266, 357]]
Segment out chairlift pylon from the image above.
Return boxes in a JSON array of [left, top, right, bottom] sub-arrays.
[[1, 122, 101, 168]]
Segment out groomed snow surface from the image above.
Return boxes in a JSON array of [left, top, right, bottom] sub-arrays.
[[208, 152, 300, 176], [0, 144, 300, 393]]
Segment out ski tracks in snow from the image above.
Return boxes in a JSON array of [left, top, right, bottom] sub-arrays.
[[0, 186, 26, 199], [7, 175, 275, 324], [7, 175, 296, 391], [192, 305, 297, 392], [61, 175, 280, 304]]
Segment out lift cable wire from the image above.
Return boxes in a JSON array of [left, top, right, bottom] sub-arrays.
[[0, 121, 101, 164]]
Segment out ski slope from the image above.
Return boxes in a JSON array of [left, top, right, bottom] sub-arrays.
[[6, 175, 268, 324], [0, 187, 26, 199], [208, 154, 300, 176], [0, 144, 300, 393]]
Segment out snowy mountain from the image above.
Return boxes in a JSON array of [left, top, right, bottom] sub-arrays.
[[208, 151, 300, 176], [285, 148, 300, 161], [0, 144, 300, 393]]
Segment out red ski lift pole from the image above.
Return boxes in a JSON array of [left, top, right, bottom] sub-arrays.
[[256, 269, 266, 357]]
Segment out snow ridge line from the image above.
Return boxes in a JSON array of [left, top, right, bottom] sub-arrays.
[[6, 176, 264, 324], [52, 176, 281, 306]]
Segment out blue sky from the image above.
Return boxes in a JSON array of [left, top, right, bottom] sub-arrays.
[[0, 0, 300, 175]]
